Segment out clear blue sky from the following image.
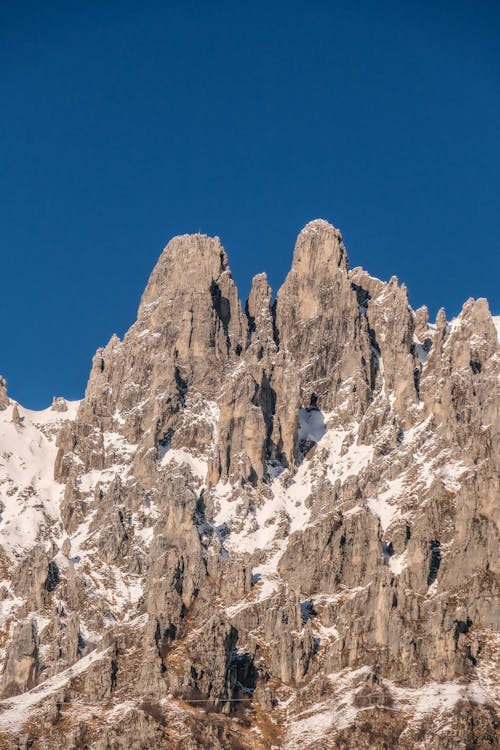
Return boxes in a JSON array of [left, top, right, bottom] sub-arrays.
[[1, 0, 499, 408]]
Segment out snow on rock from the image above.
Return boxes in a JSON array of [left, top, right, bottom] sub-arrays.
[[0, 223, 497, 748], [210, 413, 379, 620], [212, 448, 314, 557], [389, 549, 408, 575], [225, 543, 286, 616], [285, 667, 371, 747], [321, 423, 374, 486], [438, 461, 468, 492], [213, 416, 375, 562], [161, 447, 208, 482], [298, 407, 327, 446], [386, 677, 495, 720], [493, 315, 500, 342], [311, 586, 370, 608], [0, 401, 79, 558], [285, 666, 497, 749], [0, 646, 109, 735], [0, 584, 23, 629], [367, 478, 405, 532]]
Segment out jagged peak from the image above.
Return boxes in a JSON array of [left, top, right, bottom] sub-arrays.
[[452, 298, 497, 346], [154, 232, 228, 266], [288, 218, 348, 278], [248, 272, 272, 302], [349, 266, 383, 284], [159, 232, 228, 267], [435, 307, 447, 330], [414, 305, 430, 338], [298, 217, 337, 235], [251, 271, 269, 284], [460, 296, 491, 317], [248, 273, 271, 300], [168, 231, 221, 241], [415, 304, 429, 317], [1, 218, 499, 748], [139, 233, 232, 311]]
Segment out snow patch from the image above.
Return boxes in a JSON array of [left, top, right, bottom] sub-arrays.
[[366, 478, 405, 532], [389, 549, 408, 575], [298, 408, 326, 445], [0, 401, 78, 558], [161, 448, 208, 481], [0, 646, 110, 735]]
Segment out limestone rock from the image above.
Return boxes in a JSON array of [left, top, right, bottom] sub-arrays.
[[50, 396, 68, 412], [0, 376, 8, 410], [276, 220, 372, 416], [1, 620, 39, 697], [0, 221, 498, 749], [10, 404, 22, 426]]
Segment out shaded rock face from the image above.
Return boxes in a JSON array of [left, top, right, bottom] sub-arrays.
[[0, 220, 499, 749]]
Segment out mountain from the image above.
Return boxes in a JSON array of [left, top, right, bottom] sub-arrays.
[[0, 220, 498, 749]]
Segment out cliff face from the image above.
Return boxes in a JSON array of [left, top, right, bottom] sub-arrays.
[[0, 220, 498, 749]]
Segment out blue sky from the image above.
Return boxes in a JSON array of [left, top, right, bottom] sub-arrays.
[[1, 0, 499, 408]]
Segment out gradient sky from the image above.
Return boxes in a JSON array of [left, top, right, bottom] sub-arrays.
[[1, 0, 499, 408]]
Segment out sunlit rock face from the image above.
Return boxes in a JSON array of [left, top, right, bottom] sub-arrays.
[[0, 221, 498, 749], [0, 377, 8, 411]]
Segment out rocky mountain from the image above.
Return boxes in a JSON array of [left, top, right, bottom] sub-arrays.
[[0, 219, 498, 749]]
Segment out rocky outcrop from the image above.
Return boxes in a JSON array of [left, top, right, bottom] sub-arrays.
[[0, 376, 8, 410], [276, 221, 372, 418], [51, 396, 68, 412], [11, 404, 22, 426], [0, 220, 498, 749], [1, 619, 39, 697]]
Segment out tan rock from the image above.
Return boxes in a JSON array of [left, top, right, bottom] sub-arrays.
[[0, 222, 498, 750], [0, 376, 8, 410]]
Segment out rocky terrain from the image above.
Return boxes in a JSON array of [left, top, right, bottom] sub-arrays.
[[0, 219, 498, 749]]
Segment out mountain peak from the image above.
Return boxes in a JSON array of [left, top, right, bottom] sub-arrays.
[[292, 218, 347, 274], [0, 222, 498, 749]]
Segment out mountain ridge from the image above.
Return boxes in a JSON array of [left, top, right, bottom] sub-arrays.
[[0, 220, 498, 749]]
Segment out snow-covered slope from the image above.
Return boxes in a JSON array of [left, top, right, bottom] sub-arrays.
[[0, 400, 79, 559]]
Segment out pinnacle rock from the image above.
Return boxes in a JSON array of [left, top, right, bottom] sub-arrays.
[[0, 376, 8, 410]]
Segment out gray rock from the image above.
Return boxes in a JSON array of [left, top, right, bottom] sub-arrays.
[[0, 221, 498, 749]]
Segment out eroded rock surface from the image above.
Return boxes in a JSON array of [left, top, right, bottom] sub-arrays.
[[0, 221, 498, 749], [0, 377, 8, 411]]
